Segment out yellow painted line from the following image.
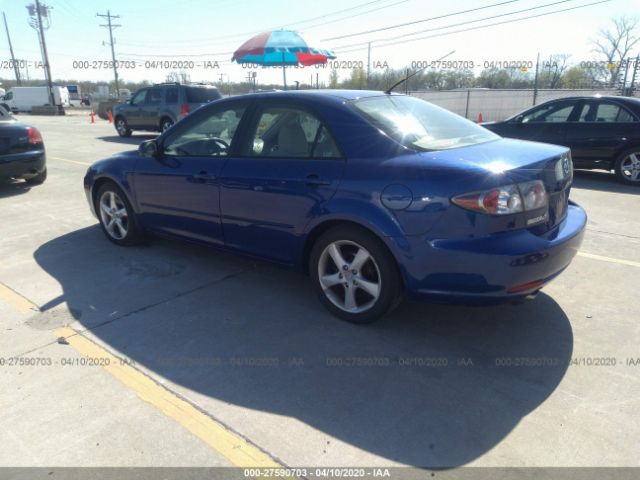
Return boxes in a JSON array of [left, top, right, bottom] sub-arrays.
[[578, 251, 640, 268], [0, 282, 39, 314], [49, 156, 91, 166], [54, 326, 283, 469]]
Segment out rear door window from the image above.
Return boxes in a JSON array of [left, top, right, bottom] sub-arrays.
[[593, 102, 637, 122], [165, 87, 178, 105], [146, 88, 162, 105], [247, 106, 341, 159]]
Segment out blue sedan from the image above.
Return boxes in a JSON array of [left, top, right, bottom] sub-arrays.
[[84, 90, 586, 323]]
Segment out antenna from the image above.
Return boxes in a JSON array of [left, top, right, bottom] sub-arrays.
[[385, 50, 456, 95]]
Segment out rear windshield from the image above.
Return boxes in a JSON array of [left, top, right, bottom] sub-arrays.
[[185, 87, 221, 103], [352, 95, 498, 151]]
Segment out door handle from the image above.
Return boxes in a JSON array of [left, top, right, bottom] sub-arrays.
[[305, 174, 331, 186], [190, 171, 216, 183]]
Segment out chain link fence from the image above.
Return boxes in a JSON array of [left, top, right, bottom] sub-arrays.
[[409, 88, 630, 122]]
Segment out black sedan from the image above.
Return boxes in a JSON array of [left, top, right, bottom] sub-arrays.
[[0, 106, 46, 185], [483, 96, 640, 184]]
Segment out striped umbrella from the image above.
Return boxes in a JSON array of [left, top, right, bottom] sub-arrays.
[[232, 30, 336, 89]]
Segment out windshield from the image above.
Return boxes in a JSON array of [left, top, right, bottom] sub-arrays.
[[352, 95, 499, 151]]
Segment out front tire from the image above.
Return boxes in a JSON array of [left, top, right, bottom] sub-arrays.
[[115, 117, 132, 137], [95, 182, 143, 245], [310, 225, 402, 324], [614, 149, 640, 185]]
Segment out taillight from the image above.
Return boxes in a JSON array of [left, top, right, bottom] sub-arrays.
[[180, 104, 190, 115], [27, 127, 43, 145], [452, 180, 547, 215]]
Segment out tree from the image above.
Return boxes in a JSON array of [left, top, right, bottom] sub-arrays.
[[591, 16, 640, 87], [538, 54, 571, 88], [560, 66, 591, 88], [475, 68, 512, 88], [328, 69, 339, 89], [343, 67, 367, 89]]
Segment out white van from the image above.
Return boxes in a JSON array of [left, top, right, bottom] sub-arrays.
[[1, 86, 70, 113]]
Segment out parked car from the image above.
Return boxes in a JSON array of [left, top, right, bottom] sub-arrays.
[[84, 90, 586, 323], [0, 105, 46, 184], [483, 96, 640, 185], [112, 83, 222, 137]]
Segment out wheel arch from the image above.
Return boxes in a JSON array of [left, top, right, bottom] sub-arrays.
[[159, 115, 174, 129], [300, 218, 408, 284], [91, 175, 137, 215]]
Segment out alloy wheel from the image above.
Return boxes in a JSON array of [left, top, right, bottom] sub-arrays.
[[99, 190, 129, 240], [116, 119, 128, 135], [318, 240, 381, 313], [620, 152, 640, 182]]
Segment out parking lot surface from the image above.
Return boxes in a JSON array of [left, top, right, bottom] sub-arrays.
[[1, 113, 639, 469]]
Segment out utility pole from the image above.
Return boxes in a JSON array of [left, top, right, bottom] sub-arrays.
[[27, 1, 54, 106], [366, 42, 371, 89], [3, 12, 21, 85], [532, 52, 540, 106], [97, 10, 120, 98]]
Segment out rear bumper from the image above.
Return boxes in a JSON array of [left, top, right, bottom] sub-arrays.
[[0, 150, 46, 179], [398, 201, 587, 304]]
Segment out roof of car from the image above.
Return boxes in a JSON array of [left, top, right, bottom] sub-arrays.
[[235, 89, 398, 101], [541, 95, 640, 102]]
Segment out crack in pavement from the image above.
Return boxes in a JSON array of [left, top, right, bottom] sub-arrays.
[[586, 227, 640, 240]]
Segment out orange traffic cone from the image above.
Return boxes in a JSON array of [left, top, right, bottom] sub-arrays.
[[476, 112, 484, 123], [90, 111, 95, 124], [108, 110, 113, 123]]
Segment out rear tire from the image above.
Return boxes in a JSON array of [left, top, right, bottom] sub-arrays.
[[115, 117, 132, 137], [614, 149, 640, 185], [310, 225, 403, 324], [25, 168, 47, 186], [95, 182, 143, 246], [160, 118, 174, 132]]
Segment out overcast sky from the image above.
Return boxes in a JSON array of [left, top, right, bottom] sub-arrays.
[[0, 0, 638, 87]]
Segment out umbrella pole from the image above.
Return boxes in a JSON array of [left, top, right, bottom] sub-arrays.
[[282, 52, 287, 90]]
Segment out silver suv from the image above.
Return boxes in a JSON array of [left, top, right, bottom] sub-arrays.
[[112, 83, 222, 137]]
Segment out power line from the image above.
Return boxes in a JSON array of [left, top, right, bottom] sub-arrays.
[[335, 0, 611, 54], [117, 0, 404, 48], [334, 0, 576, 50], [323, 0, 523, 41], [117, 0, 408, 59]]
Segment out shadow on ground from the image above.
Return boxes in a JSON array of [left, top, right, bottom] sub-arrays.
[[573, 169, 640, 194], [0, 180, 31, 198], [33, 226, 573, 467], [97, 134, 157, 146]]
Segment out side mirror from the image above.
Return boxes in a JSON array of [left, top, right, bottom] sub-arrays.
[[513, 114, 524, 124], [139, 139, 158, 158]]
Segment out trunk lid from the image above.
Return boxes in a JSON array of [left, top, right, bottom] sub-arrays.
[[0, 121, 41, 156], [412, 138, 573, 234]]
